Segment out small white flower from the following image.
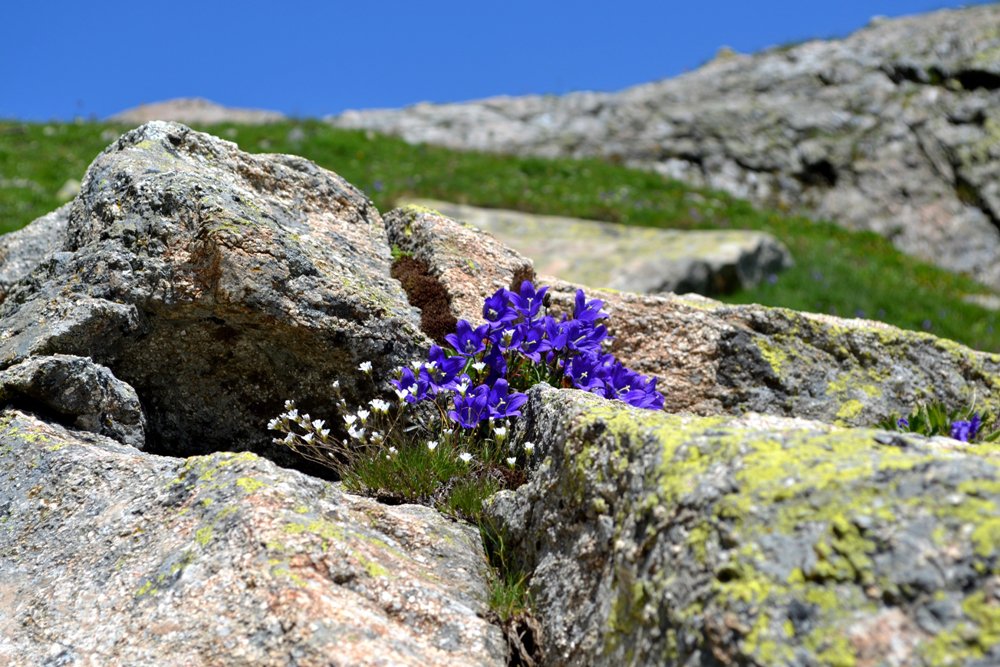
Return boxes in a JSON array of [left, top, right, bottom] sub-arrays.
[[442, 429, 454, 437], [357, 409, 370, 423], [394, 387, 410, 401], [388, 446, 398, 455], [320, 428, 330, 438], [344, 414, 357, 426], [369, 398, 390, 414], [283, 400, 295, 410], [286, 408, 299, 419], [458, 452, 473, 464], [331, 380, 340, 389], [493, 426, 507, 438], [524, 441, 536, 455], [302, 433, 314, 443], [370, 431, 384, 444], [267, 418, 280, 430], [411, 360, 423, 370], [359, 361, 373, 373], [312, 419, 325, 431], [427, 440, 438, 451], [506, 457, 517, 467], [425, 360, 438, 371], [457, 381, 470, 396], [283, 433, 295, 444], [348, 425, 366, 440], [472, 362, 486, 372]]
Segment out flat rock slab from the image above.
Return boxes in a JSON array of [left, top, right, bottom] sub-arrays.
[[0, 409, 506, 666], [486, 386, 1000, 666], [402, 199, 792, 296]]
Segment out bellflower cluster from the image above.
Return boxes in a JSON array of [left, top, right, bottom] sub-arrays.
[[950, 414, 981, 442], [393, 280, 664, 432]]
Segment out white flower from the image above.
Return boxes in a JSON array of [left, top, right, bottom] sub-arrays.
[[267, 418, 280, 430], [344, 414, 357, 426], [357, 409, 370, 423], [283, 433, 295, 444], [302, 433, 314, 443], [331, 380, 340, 390], [458, 452, 473, 464], [394, 387, 410, 401], [524, 441, 535, 456], [493, 426, 507, 438], [370, 431, 384, 444], [472, 361, 486, 372], [311, 419, 325, 431], [411, 360, 423, 370], [388, 446, 398, 455], [359, 361, 373, 373], [320, 428, 330, 438], [369, 398, 390, 414], [283, 400, 295, 410], [427, 440, 439, 451], [456, 381, 470, 396], [348, 425, 366, 440], [506, 457, 517, 467], [442, 429, 454, 437], [286, 408, 299, 419]]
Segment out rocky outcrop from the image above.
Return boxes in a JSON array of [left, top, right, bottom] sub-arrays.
[[403, 198, 792, 296], [109, 98, 286, 125], [384, 203, 1000, 427], [486, 385, 1000, 666], [0, 409, 506, 666], [0, 121, 428, 460], [330, 5, 1000, 290]]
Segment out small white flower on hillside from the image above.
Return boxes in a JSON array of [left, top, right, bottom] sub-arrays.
[[359, 361, 373, 373], [303, 433, 314, 443], [472, 362, 486, 373], [524, 441, 535, 456], [319, 428, 330, 438], [506, 457, 517, 467], [357, 409, 370, 423], [286, 408, 299, 419], [370, 431, 384, 444], [331, 380, 340, 390], [425, 360, 438, 371], [394, 387, 410, 401], [388, 446, 398, 455], [411, 360, 423, 370], [312, 419, 325, 431], [267, 418, 280, 431], [442, 429, 454, 437], [457, 381, 470, 396], [493, 426, 507, 438], [344, 414, 357, 426], [369, 399, 390, 414], [283, 433, 295, 444], [427, 440, 439, 451], [284, 400, 295, 410], [348, 425, 366, 440], [458, 452, 473, 464]]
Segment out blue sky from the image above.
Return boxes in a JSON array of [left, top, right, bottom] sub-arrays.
[[2, 0, 991, 120]]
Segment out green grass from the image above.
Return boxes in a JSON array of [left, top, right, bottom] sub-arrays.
[[3, 118, 1000, 351]]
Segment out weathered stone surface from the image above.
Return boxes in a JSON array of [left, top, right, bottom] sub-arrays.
[[403, 198, 792, 296], [0, 354, 145, 449], [383, 204, 535, 327], [331, 5, 1000, 289], [110, 97, 286, 125], [545, 281, 1000, 426], [377, 206, 1000, 426], [0, 409, 506, 666], [0, 121, 428, 460], [486, 385, 1000, 666], [0, 202, 69, 303]]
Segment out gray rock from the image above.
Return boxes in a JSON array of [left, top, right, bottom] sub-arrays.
[[0, 408, 506, 666], [0, 203, 69, 303], [403, 198, 792, 296], [330, 5, 1000, 290], [0, 121, 428, 461], [0, 354, 145, 449], [109, 97, 286, 125], [485, 385, 1000, 666]]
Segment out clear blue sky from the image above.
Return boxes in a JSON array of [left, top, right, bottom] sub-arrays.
[[2, 0, 991, 120]]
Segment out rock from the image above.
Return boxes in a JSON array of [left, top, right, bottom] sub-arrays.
[[383, 203, 535, 329], [484, 385, 1000, 666], [55, 177, 81, 201], [0, 202, 69, 303], [376, 205, 1000, 426], [329, 5, 1000, 290], [403, 198, 792, 296], [109, 98, 286, 125], [0, 121, 428, 461], [0, 354, 145, 449], [0, 409, 507, 666]]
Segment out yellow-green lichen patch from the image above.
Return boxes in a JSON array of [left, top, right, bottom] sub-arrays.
[[755, 337, 790, 377], [235, 477, 266, 494], [195, 525, 213, 547]]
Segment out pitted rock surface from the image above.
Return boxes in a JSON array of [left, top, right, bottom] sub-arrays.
[[486, 385, 1000, 666], [0, 121, 428, 460], [331, 5, 1000, 289]]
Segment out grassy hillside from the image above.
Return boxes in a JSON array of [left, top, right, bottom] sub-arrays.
[[3, 119, 999, 352]]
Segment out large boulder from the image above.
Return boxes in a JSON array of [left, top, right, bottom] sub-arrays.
[[486, 385, 1000, 666], [331, 5, 1000, 290], [0, 409, 506, 666], [402, 198, 792, 296], [0, 121, 428, 459]]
